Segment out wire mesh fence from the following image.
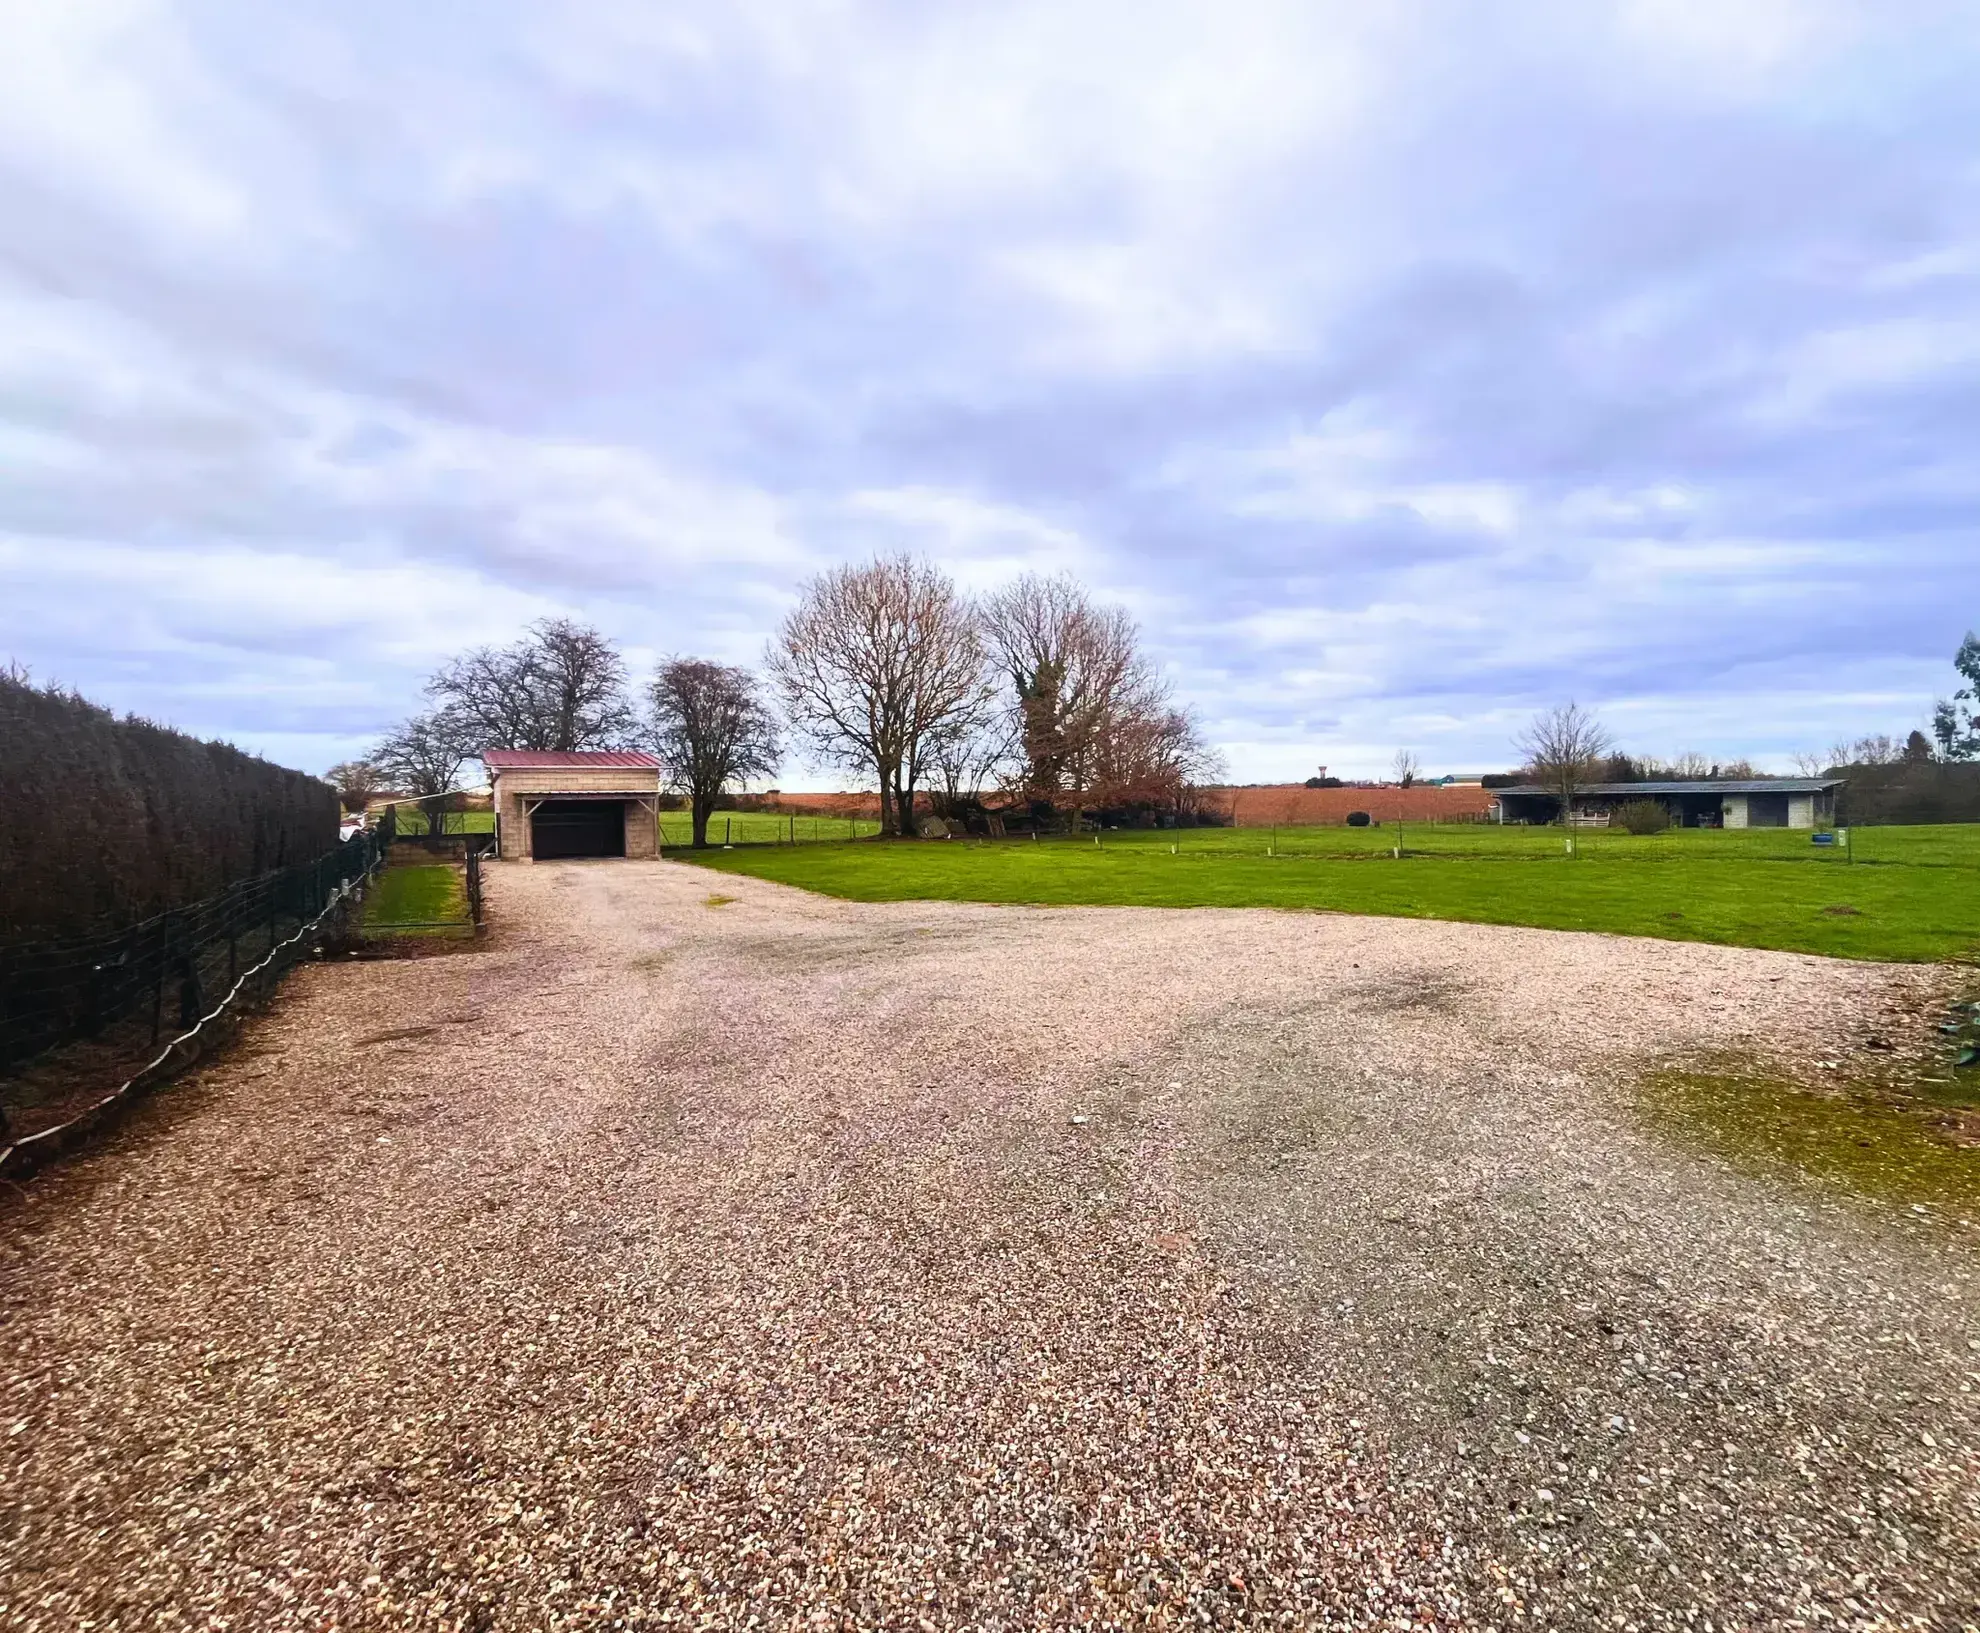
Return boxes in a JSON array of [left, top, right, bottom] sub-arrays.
[[0, 828, 389, 1083], [656, 811, 884, 847]]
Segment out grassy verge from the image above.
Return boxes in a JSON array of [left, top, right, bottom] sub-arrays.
[[670, 824, 1980, 963], [363, 864, 470, 935]]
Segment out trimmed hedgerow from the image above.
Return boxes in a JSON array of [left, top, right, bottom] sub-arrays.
[[0, 672, 338, 944]]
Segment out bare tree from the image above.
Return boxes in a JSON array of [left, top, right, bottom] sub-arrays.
[[925, 713, 1019, 821], [1392, 749, 1420, 789], [324, 759, 386, 811], [981, 573, 1216, 828], [1514, 702, 1612, 824], [1664, 750, 1712, 778], [647, 659, 780, 848], [767, 557, 993, 837], [369, 710, 473, 836], [1089, 703, 1226, 813], [533, 618, 640, 750], [1823, 732, 1904, 768], [428, 643, 544, 751], [428, 618, 638, 753], [982, 575, 1139, 815], [1791, 746, 1875, 777]]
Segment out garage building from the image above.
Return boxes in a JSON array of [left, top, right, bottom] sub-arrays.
[[482, 750, 663, 860]]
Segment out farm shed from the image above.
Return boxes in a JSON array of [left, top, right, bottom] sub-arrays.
[[482, 751, 663, 861], [1493, 778, 1844, 829]]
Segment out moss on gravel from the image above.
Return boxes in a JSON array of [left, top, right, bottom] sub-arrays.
[[1641, 1054, 1980, 1218]]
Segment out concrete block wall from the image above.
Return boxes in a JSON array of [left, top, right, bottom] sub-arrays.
[[622, 804, 659, 858], [1721, 792, 1818, 830]]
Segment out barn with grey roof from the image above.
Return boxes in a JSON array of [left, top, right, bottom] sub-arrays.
[[1493, 778, 1843, 829]]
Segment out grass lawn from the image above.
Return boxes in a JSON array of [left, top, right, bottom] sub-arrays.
[[363, 864, 469, 933], [672, 822, 1980, 963]]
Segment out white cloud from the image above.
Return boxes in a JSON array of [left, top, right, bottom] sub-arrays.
[[1, 0, 1976, 782], [1616, 0, 1854, 89], [0, 537, 552, 662], [848, 486, 1095, 588], [1760, 316, 1980, 420], [0, 0, 247, 237]]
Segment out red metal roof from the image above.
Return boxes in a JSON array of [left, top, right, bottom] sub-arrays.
[[481, 750, 662, 769]]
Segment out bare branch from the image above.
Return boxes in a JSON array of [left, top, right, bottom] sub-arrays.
[[324, 760, 386, 811], [1513, 703, 1612, 822], [767, 556, 993, 836], [428, 619, 637, 752], [981, 573, 1214, 822], [368, 709, 475, 834], [647, 659, 780, 848]]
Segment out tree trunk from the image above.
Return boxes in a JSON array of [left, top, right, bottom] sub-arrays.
[[692, 794, 712, 848], [876, 758, 902, 836]]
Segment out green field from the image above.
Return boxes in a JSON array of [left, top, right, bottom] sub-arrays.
[[671, 822, 1980, 963], [390, 808, 496, 835], [658, 811, 881, 846], [363, 864, 470, 934]]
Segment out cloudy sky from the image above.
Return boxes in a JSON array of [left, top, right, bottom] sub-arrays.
[[3, 1, 1977, 783]]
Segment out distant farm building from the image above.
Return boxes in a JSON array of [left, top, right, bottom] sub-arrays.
[[1493, 778, 1844, 829], [482, 751, 663, 860]]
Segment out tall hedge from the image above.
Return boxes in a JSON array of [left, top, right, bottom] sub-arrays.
[[0, 673, 340, 945], [1835, 761, 1980, 826]]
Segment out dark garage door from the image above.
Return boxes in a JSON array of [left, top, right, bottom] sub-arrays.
[[1747, 793, 1789, 828], [531, 800, 626, 859]]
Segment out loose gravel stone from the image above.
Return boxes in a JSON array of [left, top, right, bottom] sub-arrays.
[[1, 860, 1973, 1630]]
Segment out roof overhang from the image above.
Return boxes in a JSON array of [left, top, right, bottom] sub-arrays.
[[1497, 779, 1843, 798], [513, 789, 658, 800], [482, 750, 662, 771]]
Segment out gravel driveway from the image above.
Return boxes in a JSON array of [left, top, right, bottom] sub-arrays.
[[3, 860, 1975, 1630]]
